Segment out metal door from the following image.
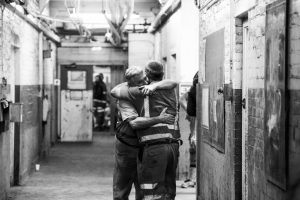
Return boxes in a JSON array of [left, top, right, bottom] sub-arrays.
[[203, 28, 225, 152], [265, 0, 287, 189], [60, 65, 93, 142]]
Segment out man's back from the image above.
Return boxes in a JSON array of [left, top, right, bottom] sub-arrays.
[[111, 82, 180, 141], [138, 88, 180, 142], [147, 89, 178, 117]]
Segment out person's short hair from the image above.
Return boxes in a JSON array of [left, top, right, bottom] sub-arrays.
[[145, 61, 164, 81], [125, 66, 143, 85], [99, 73, 104, 80]]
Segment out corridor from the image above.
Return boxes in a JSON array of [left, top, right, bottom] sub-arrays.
[[7, 132, 195, 200], [1, 0, 300, 199]]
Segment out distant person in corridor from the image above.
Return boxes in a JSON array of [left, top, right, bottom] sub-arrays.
[[111, 61, 181, 200], [111, 66, 178, 200], [93, 73, 107, 103], [179, 71, 198, 188], [93, 73, 107, 129]]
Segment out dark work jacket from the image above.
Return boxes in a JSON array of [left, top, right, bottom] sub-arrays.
[[137, 88, 181, 143], [187, 71, 198, 117]]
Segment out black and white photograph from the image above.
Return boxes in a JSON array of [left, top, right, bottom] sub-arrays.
[[0, 0, 299, 199]]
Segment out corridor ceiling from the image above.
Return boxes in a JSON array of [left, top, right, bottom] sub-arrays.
[[48, 0, 160, 35]]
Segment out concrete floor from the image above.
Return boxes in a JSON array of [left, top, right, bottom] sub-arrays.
[[8, 132, 195, 200]]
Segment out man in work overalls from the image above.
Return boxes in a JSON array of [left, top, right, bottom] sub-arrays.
[[111, 61, 181, 200], [112, 66, 178, 200]]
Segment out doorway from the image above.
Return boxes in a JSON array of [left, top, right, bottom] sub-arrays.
[[60, 65, 93, 142], [242, 19, 249, 200], [10, 35, 21, 186]]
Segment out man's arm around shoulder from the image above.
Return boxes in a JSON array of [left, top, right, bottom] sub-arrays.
[[129, 108, 175, 129]]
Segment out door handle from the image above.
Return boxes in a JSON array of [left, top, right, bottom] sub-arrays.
[[217, 87, 224, 94], [242, 98, 246, 109]]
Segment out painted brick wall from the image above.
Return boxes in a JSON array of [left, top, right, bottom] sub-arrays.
[[2, 8, 41, 186], [197, 0, 300, 199], [244, 0, 297, 199], [288, 0, 300, 199], [43, 41, 57, 156], [247, 88, 269, 200], [155, 10, 191, 179], [154, 1, 200, 179], [0, 7, 8, 200], [159, 10, 181, 81], [128, 33, 155, 70], [0, 3, 57, 199]]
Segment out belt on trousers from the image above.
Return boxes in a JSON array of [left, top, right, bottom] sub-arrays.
[[138, 138, 182, 162], [116, 135, 141, 148], [142, 138, 183, 147]]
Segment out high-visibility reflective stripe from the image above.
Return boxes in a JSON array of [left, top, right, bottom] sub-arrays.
[[140, 133, 173, 142], [152, 123, 175, 130], [144, 96, 150, 117], [140, 183, 158, 190], [174, 88, 179, 130], [143, 195, 162, 200]]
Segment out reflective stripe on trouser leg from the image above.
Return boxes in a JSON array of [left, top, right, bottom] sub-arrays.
[[140, 183, 158, 190], [138, 145, 168, 199], [143, 195, 164, 200]]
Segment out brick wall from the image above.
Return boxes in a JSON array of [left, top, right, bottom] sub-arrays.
[[2, 7, 41, 187], [0, 7, 7, 200], [288, 0, 300, 199], [154, 0, 200, 179], [245, 0, 294, 199], [43, 40, 57, 154], [197, 0, 300, 199], [0, 3, 57, 198], [247, 88, 268, 200]]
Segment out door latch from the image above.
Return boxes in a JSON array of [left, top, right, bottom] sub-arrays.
[[242, 98, 246, 109], [217, 87, 224, 94]]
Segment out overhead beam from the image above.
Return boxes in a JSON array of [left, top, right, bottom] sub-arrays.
[[57, 47, 128, 65], [61, 42, 128, 48], [148, 0, 181, 33], [0, 2, 61, 43], [49, 1, 159, 15]]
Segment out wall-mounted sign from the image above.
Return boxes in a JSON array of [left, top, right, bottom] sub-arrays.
[[179, 82, 192, 97], [43, 50, 52, 59], [67, 71, 87, 90], [202, 86, 209, 129]]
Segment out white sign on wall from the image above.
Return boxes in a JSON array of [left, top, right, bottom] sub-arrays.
[[179, 82, 192, 97]]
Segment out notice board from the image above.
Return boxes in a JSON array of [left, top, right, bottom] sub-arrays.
[[203, 28, 225, 152]]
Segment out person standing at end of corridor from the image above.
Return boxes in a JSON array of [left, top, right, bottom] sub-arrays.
[[93, 73, 107, 130], [111, 61, 181, 200], [112, 66, 178, 200], [179, 71, 198, 188]]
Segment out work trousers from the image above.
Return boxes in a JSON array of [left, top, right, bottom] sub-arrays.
[[138, 142, 179, 200], [189, 135, 196, 168], [113, 139, 142, 200]]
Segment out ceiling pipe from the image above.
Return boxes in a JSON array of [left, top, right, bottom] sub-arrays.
[[0, 1, 60, 43], [147, 0, 181, 33]]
